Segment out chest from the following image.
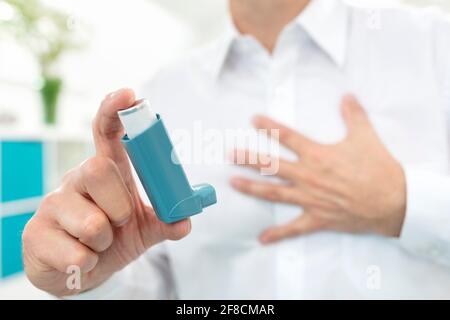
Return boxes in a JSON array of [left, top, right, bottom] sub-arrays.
[[168, 58, 448, 164], [157, 52, 449, 265]]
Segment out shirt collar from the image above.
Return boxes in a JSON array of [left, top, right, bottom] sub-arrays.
[[296, 0, 349, 67], [205, 20, 239, 80], [206, 0, 349, 80]]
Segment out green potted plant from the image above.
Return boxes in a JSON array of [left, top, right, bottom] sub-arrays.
[[0, 0, 84, 125]]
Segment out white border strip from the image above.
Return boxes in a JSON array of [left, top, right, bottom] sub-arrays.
[[0, 197, 42, 218], [1, 141, 2, 278]]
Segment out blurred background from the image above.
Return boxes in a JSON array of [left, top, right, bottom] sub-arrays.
[[0, 0, 449, 299]]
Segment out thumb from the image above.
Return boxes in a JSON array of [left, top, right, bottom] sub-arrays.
[[93, 88, 136, 186], [341, 94, 373, 137], [137, 207, 192, 249], [157, 218, 192, 241], [259, 213, 323, 244]]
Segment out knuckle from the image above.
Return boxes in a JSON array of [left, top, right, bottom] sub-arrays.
[[318, 217, 332, 230], [319, 160, 333, 174], [291, 164, 304, 180], [68, 249, 95, 271], [81, 157, 116, 183], [287, 224, 301, 236], [293, 219, 307, 232], [302, 170, 320, 187], [263, 186, 281, 201], [111, 198, 134, 227], [82, 214, 110, 243], [285, 191, 298, 204], [39, 191, 63, 213], [121, 197, 134, 220], [70, 249, 89, 268], [22, 218, 37, 252], [313, 153, 335, 175], [61, 168, 77, 185], [308, 147, 326, 164], [279, 128, 294, 144], [21, 219, 51, 270]]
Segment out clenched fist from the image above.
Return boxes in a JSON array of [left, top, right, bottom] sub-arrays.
[[22, 88, 191, 296]]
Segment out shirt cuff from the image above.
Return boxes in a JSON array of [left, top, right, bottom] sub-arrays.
[[400, 168, 450, 265]]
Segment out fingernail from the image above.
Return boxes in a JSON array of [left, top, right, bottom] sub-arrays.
[[187, 219, 192, 234], [107, 88, 126, 100], [107, 91, 119, 100], [179, 218, 192, 236], [259, 233, 271, 245]]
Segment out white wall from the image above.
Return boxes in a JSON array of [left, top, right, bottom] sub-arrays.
[[0, 0, 220, 137], [1, 0, 449, 138]]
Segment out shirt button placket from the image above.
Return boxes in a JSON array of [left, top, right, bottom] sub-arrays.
[[269, 48, 306, 299]]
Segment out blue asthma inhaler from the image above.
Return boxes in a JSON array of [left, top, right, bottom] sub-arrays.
[[118, 99, 217, 224]]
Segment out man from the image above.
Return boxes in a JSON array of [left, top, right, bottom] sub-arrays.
[[23, 0, 450, 299]]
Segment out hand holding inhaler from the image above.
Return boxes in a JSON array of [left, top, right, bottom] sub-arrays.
[[22, 89, 215, 296]]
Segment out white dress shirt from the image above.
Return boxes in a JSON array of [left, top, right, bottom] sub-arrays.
[[77, 0, 450, 299]]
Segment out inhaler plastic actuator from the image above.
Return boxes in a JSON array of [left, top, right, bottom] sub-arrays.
[[118, 99, 217, 223]]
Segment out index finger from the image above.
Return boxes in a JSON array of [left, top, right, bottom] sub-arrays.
[[252, 115, 317, 155], [72, 157, 134, 226], [92, 88, 136, 185]]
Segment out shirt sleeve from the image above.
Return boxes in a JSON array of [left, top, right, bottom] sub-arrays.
[[399, 13, 450, 265], [401, 169, 450, 265], [64, 242, 176, 300]]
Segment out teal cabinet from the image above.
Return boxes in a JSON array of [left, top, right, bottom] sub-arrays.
[[1, 141, 44, 202], [0, 139, 90, 279], [1, 212, 34, 278], [1, 141, 43, 278]]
